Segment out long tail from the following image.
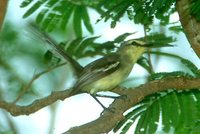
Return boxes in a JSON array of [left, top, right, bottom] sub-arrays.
[[28, 22, 83, 76]]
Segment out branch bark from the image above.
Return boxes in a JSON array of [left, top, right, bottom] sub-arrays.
[[0, 0, 8, 31], [176, 0, 200, 58], [0, 89, 73, 116], [64, 77, 200, 134], [1, 77, 200, 133]]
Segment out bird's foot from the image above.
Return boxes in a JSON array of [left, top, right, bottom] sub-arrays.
[[100, 107, 115, 115]]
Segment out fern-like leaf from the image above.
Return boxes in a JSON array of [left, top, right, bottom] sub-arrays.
[[22, 0, 48, 18], [115, 89, 200, 133], [21, 0, 94, 35], [180, 58, 200, 77], [114, 104, 147, 133], [190, 0, 200, 21], [73, 6, 83, 37], [97, 0, 176, 27], [20, 0, 34, 7]]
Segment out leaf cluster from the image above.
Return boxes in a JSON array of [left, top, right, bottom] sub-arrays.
[[21, 0, 176, 36], [44, 33, 174, 66], [43, 32, 135, 65], [20, 0, 94, 36], [98, 0, 176, 27], [190, 0, 200, 21], [115, 89, 200, 134]]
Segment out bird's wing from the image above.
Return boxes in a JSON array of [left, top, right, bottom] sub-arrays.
[[71, 53, 121, 94]]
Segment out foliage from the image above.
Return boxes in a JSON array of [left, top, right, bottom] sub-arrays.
[[20, 0, 94, 36], [190, 0, 200, 21], [20, 0, 176, 34], [97, 0, 176, 27], [44, 33, 174, 66], [43, 33, 133, 65], [114, 89, 200, 134], [1, 0, 200, 133], [114, 56, 200, 134]]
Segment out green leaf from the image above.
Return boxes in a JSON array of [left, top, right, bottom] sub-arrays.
[[41, 12, 56, 30], [143, 33, 175, 46], [45, 0, 57, 8], [35, 8, 48, 24], [147, 100, 160, 134], [148, 71, 193, 81], [116, 89, 200, 133], [148, 0, 162, 16], [97, 0, 176, 26], [66, 37, 84, 56], [180, 58, 200, 77], [194, 90, 200, 118], [22, 0, 94, 34], [97, 0, 131, 27], [43, 50, 61, 65], [135, 107, 150, 134], [75, 36, 100, 58], [161, 91, 180, 132], [46, 15, 60, 32], [60, 3, 75, 29], [169, 25, 183, 33], [82, 7, 94, 34], [43, 50, 53, 64], [110, 3, 128, 28], [120, 122, 132, 134], [190, 0, 200, 21], [114, 32, 135, 43], [73, 6, 83, 37], [23, 0, 47, 18], [191, 125, 200, 134], [175, 93, 191, 133], [137, 57, 151, 73], [114, 104, 147, 133], [20, 0, 34, 7]]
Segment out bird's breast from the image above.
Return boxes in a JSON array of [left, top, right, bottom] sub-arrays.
[[83, 66, 132, 94]]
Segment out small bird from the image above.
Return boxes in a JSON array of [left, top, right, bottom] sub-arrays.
[[29, 23, 147, 109], [70, 40, 147, 95]]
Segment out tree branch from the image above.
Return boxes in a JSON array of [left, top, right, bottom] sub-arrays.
[[0, 88, 74, 116], [13, 62, 67, 103], [0, 0, 8, 31], [176, 0, 200, 58], [65, 77, 200, 134], [0, 77, 200, 133]]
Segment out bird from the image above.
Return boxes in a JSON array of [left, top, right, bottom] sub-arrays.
[[70, 40, 147, 95], [29, 23, 147, 110]]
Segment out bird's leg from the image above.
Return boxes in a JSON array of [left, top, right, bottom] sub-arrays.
[[90, 94, 114, 114], [90, 95, 107, 109]]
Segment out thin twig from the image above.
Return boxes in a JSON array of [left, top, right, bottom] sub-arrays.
[[143, 25, 154, 74], [13, 62, 67, 104]]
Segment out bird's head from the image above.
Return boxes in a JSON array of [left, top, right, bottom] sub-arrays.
[[118, 39, 148, 56]]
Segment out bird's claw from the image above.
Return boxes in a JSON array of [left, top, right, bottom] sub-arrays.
[[100, 107, 115, 115]]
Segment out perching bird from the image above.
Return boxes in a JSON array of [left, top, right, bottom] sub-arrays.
[[70, 40, 147, 95], [29, 23, 147, 109]]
